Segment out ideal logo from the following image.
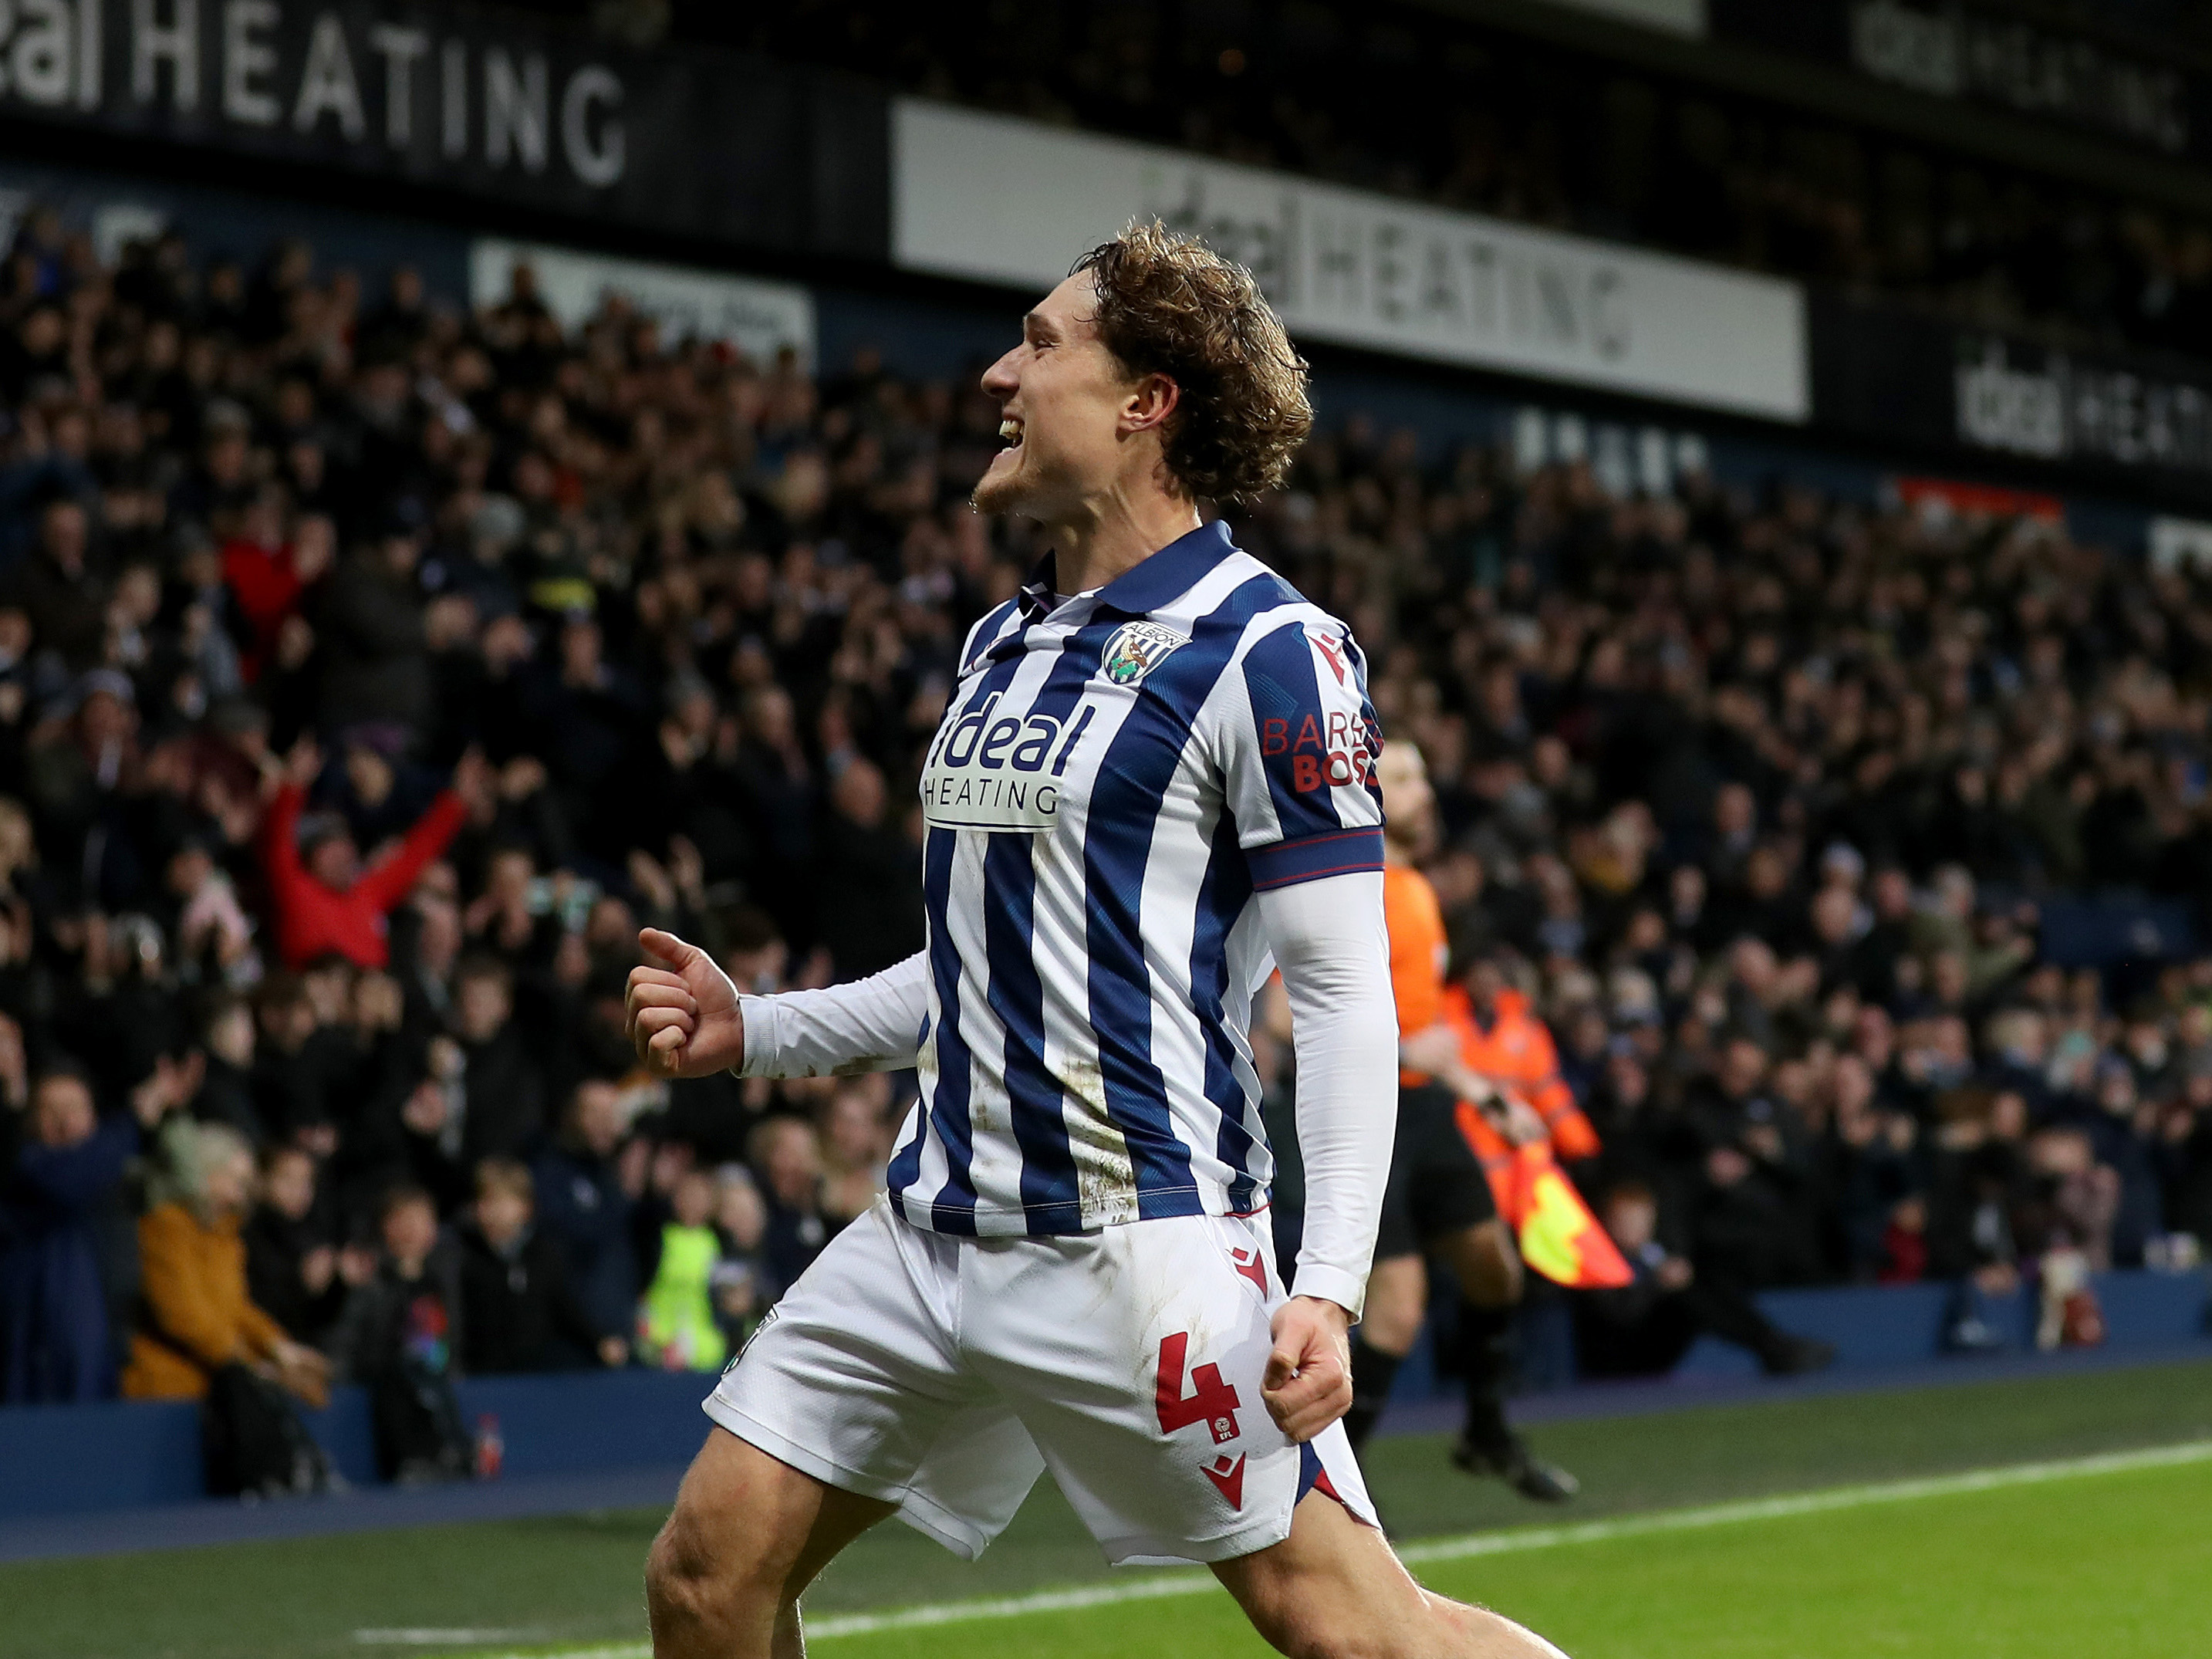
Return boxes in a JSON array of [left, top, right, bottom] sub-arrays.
[[1102, 621, 1189, 687], [920, 691, 1094, 832]]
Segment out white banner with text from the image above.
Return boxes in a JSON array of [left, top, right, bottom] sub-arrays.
[[469, 240, 815, 370], [892, 100, 1806, 421]]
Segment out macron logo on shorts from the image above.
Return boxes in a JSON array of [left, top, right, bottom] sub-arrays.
[[1202, 1451, 1247, 1508], [1228, 1245, 1269, 1296]]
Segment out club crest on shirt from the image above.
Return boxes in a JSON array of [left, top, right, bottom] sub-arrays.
[[1101, 620, 1189, 687]]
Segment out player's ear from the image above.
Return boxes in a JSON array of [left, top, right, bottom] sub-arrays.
[[1121, 372, 1180, 436]]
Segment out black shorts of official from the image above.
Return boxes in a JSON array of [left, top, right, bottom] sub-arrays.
[[1373, 1080, 1498, 1262]]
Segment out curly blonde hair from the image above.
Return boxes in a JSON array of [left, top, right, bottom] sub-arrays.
[[1072, 220, 1312, 506]]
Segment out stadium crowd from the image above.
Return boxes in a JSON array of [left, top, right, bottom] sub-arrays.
[[3, 218, 2212, 1442], [726, 0, 2212, 359]]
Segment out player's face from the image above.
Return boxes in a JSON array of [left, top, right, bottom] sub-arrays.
[[974, 273, 1143, 524], [1377, 742, 1437, 856]]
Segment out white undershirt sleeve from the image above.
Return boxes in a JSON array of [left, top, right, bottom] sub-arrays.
[[1255, 869, 1396, 1320], [735, 951, 930, 1080]]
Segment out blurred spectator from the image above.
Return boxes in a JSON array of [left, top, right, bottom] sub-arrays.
[[813, 759, 924, 978], [532, 1079, 643, 1359], [0, 1067, 148, 1402], [329, 1184, 468, 1483], [710, 1164, 770, 1351], [448, 956, 549, 1163], [192, 993, 262, 1140], [122, 1121, 329, 1408], [242, 1144, 341, 1346], [249, 972, 345, 1149], [259, 738, 482, 971], [751, 1114, 827, 1298], [316, 527, 434, 733], [818, 1078, 893, 1230], [456, 1157, 626, 1374], [637, 1165, 728, 1371], [1574, 1181, 1835, 1378]]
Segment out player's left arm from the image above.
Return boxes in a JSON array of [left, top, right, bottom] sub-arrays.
[[1214, 612, 1395, 1441], [1257, 870, 1396, 1441], [626, 931, 929, 1081]]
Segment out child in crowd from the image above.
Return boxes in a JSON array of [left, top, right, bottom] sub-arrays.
[[242, 1144, 340, 1346], [331, 1184, 468, 1483], [637, 1166, 726, 1371], [457, 1158, 627, 1373]]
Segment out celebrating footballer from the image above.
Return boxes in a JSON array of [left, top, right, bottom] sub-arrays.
[[625, 220, 1572, 1659]]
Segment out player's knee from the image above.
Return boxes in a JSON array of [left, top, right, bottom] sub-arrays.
[[1265, 1608, 1402, 1659], [1239, 1583, 1396, 1659], [645, 1506, 775, 1636]]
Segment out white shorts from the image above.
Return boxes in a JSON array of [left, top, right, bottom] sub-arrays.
[[704, 1198, 1377, 1566]]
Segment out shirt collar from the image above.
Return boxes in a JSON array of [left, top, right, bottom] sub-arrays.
[[1016, 520, 1237, 625]]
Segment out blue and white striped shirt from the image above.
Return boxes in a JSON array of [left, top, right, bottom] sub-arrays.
[[886, 521, 1385, 1237]]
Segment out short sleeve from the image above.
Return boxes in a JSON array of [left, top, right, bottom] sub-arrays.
[[1218, 616, 1385, 890]]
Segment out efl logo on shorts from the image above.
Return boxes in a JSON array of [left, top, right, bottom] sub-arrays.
[[1101, 620, 1189, 687], [1156, 1333, 1242, 1447]]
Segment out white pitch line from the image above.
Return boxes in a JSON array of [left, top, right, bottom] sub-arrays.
[[355, 1634, 545, 1647], [1396, 1437, 2212, 1567], [457, 1438, 2212, 1657]]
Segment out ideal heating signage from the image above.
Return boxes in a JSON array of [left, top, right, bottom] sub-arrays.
[[0, 2, 885, 258], [891, 99, 1808, 422], [1955, 339, 2212, 475], [1711, 1, 2200, 162], [0, 2, 626, 187]]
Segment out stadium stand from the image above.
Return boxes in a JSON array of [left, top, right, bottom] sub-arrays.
[[2, 215, 2210, 1448], [704, 0, 2212, 358]]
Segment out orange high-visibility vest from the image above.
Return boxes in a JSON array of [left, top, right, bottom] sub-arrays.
[[1442, 986, 1626, 1288], [1441, 985, 1602, 1161]]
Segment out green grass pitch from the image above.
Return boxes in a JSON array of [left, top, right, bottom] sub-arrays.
[[812, 1450, 2212, 1659], [3, 1358, 2208, 1659]]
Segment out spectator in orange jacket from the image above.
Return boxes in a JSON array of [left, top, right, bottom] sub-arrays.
[[260, 738, 486, 971], [122, 1123, 328, 1404]]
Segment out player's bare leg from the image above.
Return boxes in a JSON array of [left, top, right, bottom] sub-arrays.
[[646, 1427, 894, 1659], [1214, 1489, 1569, 1659]]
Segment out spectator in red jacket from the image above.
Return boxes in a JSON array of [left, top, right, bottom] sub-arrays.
[[261, 738, 487, 971], [221, 495, 334, 684]]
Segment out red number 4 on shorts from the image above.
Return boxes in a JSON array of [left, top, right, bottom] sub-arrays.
[[1155, 1332, 1241, 1444]]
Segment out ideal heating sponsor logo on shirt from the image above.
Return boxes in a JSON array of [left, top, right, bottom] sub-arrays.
[[920, 692, 1093, 831]]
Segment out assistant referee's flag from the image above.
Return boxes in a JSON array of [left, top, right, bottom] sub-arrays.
[[1505, 1144, 1633, 1289]]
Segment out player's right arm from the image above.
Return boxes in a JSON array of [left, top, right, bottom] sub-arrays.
[[625, 927, 929, 1080]]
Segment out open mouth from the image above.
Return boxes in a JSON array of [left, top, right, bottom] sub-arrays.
[[998, 417, 1024, 450]]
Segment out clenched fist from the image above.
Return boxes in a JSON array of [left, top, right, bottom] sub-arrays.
[[625, 927, 747, 1079], [1261, 1296, 1354, 1443]]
